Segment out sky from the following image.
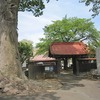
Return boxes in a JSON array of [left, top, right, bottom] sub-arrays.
[[18, 0, 100, 46]]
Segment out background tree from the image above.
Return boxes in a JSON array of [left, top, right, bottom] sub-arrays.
[[88, 38, 100, 54], [80, 0, 100, 17], [18, 39, 33, 65], [36, 17, 100, 55]]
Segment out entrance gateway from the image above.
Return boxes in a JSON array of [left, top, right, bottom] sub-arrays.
[[49, 42, 96, 75]]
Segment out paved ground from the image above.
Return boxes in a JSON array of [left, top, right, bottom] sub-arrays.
[[0, 72, 100, 100]]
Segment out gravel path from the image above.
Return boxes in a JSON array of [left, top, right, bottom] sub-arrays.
[[0, 71, 100, 100]]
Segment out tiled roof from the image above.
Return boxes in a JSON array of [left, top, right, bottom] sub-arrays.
[[49, 42, 89, 56], [30, 55, 56, 62]]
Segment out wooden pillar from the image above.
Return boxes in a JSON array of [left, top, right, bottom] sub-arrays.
[[76, 59, 79, 75], [64, 58, 68, 70], [72, 57, 76, 75], [56, 59, 61, 74], [72, 56, 79, 75]]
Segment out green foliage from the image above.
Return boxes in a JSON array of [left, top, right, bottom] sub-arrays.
[[88, 36, 100, 53], [80, 0, 100, 17], [19, 0, 45, 16], [35, 38, 51, 55], [36, 17, 100, 54], [18, 0, 57, 17], [18, 39, 33, 64]]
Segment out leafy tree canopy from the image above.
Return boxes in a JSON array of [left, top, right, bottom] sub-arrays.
[[19, 0, 57, 16], [36, 17, 100, 55], [18, 0, 100, 17], [19, 0, 45, 16], [80, 0, 100, 17], [88, 37, 100, 54], [18, 39, 33, 65]]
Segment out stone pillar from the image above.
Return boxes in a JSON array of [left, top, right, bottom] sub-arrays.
[[96, 48, 100, 74], [28, 63, 34, 79]]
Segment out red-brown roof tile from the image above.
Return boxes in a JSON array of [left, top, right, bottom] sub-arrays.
[[30, 55, 56, 62], [49, 42, 89, 55]]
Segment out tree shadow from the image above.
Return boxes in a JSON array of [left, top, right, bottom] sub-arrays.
[[58, 70, 85, 90], [0, 70, 87, 100], [0, 92, 60, 100]]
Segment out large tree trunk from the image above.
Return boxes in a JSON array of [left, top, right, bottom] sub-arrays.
[[0, 0, 23, 78]]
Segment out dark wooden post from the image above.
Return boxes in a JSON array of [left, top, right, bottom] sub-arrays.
[[76, 59, 79, 75], [56, 58, 61, 74], [64, 58, 68, 70], [72, 57, 76, 75], [72, 56, 79, 75]]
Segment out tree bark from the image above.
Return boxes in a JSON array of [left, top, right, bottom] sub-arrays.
[[0, 0, 23, 78]]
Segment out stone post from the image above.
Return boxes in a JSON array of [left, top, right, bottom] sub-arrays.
[[96, 48, 100, 74]]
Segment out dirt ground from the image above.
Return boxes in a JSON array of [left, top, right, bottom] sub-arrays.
[[0, 70, 100, 100]]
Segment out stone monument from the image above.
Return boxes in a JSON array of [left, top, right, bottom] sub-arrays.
[[96, 48, 100, 74]]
